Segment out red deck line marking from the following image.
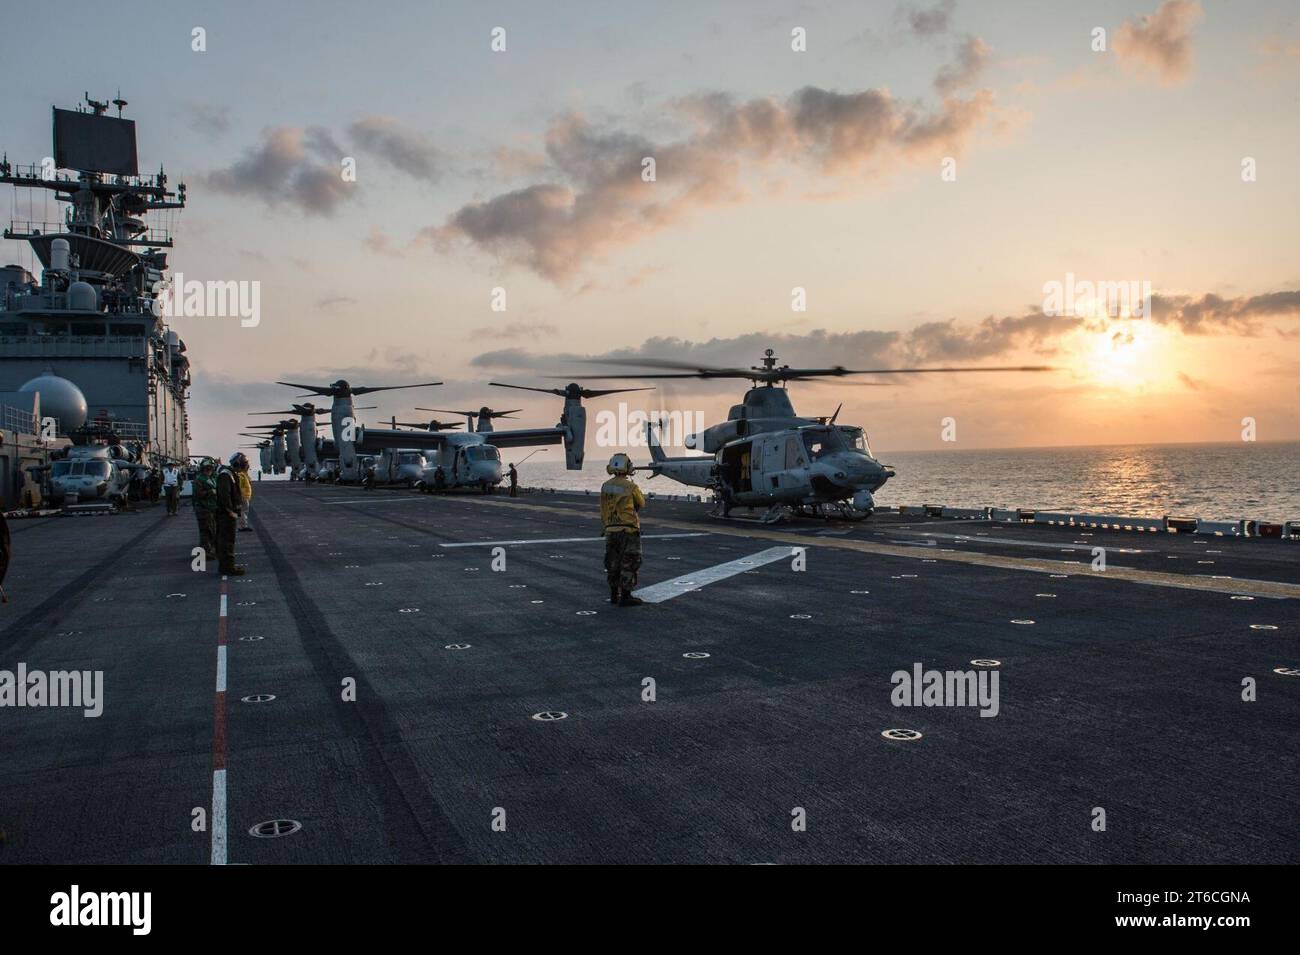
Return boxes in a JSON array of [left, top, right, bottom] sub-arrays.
[[211, 576, 229, 864]]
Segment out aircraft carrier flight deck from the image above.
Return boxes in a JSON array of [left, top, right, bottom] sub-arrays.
[[2, 484, 1296, 865]]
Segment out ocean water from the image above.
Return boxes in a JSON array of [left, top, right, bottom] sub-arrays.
[[515, 441, 1300, 523]]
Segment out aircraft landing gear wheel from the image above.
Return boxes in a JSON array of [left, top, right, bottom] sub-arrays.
[[836, 501, 872, 521]]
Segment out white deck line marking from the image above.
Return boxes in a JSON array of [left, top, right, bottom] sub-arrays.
[[211, 768, 227, 866], [440, 533, 707, 548], [634, 546, 795, 603], [319, 497, 433, 505], [891, 530, 1147, 554], [215, 645, 227, 693], [219, 594, 228, 617]]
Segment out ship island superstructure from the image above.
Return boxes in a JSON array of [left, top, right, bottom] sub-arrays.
[[0, 95, 191, 506]]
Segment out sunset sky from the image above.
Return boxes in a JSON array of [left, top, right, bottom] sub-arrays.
[[2, 0, 1298, 455]]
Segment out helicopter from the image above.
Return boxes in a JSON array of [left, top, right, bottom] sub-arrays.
[[572, 349, 1051, 522], [275, 379, 441, 482], [47, 444, 133, 507]]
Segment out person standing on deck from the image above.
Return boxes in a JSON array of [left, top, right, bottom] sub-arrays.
[[162, 464, 180, 515], [235, 460, 253, 532], [191, 459, 218, 563], [600, 453, 645, 607], [216, 454, 248, 576]]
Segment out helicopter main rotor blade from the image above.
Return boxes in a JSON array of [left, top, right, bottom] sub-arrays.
[[547, 373, 717, 381], [574, 357, 754, 376], [840, 365, 1057, 375]]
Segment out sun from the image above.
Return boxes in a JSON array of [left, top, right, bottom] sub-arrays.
[[1077, 321, 1165, 391]]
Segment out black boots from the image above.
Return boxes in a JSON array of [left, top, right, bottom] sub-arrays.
[[609, 585, 643, 606]]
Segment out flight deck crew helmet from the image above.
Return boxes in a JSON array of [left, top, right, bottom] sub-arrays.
[[229, 452, 249, 470], [200, 457, 216, 471], [606, 453, 633, 476]]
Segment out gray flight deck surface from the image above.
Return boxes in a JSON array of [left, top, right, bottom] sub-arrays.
[[1, 483, 1297, 864]]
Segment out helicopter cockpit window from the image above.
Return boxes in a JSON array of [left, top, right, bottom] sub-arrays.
[[85, 461, 111, 478], [398, 452, 423, 466], [839, 427, 870, 455], [52, 462, 71, 477], [802, 429, 846, 460]]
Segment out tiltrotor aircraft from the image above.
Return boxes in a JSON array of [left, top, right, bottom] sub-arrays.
[[354, 383, 648, 492], [275, 379, 441, 482], [243, 422, 289, 473], [418, 406, 518, 431], [577, 349, 1050, 522], [237, 434, 274, 473], [238, 439, 273, 473], [251, 402, 375, 479], [359, 416, 464, 488]]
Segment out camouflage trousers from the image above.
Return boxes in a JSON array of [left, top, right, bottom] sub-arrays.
[[195, 510, 217, 559], [604, 531, 642, 592]]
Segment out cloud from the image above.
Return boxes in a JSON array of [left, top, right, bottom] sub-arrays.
[[206, 127, 353, 215], [493, 145, 548, 177], [901, 310, 1078, 362], [186, 103, 231, 136], [469, 286, 1300, 377], [470, 323, 1010, 378], [480, 321, 560, 341], [316, 295, 357, 310], [935, 36, 991, 94], [425, 75, 996, 283], [902, 0, 957, 38], [347, 116, 440, 182], [1114, 0, 1203, 86], [1149, 289, 1300, 334]]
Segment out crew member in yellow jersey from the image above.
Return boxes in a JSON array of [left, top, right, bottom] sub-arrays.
[[600, 453, 646, 606]]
